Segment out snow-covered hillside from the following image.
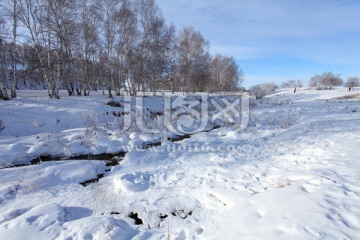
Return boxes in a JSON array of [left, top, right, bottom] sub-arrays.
[[0, 88, 359, 239]]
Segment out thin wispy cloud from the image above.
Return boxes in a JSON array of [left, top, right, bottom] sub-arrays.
[[157, 0, 360, 86]]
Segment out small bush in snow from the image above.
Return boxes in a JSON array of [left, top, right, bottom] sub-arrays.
[[249, 83, 278, 99], [281, 109, 294, 129]]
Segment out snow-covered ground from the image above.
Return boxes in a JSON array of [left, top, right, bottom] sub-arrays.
[[0, 88, 359, 239]]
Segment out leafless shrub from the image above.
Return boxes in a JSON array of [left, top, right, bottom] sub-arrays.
[[249, 83, 278, 99], [281, 109, 294, 129]]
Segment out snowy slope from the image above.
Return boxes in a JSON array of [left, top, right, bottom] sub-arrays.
[[0, 89, 359, 239]]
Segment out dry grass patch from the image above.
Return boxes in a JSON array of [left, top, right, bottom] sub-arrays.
[[335, 93, 360, 100]]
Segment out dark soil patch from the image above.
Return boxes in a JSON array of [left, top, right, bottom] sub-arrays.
[[171, 209, 193, 219], [111, 111, 126, 117], [149, 111, 163, 119], [129, 212, 143, 225], [80, 174, 104, 186], [106, 100, 123, 108], [159, 213, 168, 221], [169, 134, 192, 142], [110, 212, 121, 215], [140, 141, 162, 149], [30, 152, 126, 165]]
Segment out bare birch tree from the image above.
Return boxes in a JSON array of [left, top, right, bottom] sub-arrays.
[[178, 27, 211, 93], [75, 0, 101, 96], [114, 0, 137, 96], [0, 16, 11, 100], [210, 54, 242, 92], [16, 0, 59, 98], [100, 0, 121, 98]]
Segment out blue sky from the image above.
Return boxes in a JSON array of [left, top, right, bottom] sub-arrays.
[[156, 0, 360, 88]]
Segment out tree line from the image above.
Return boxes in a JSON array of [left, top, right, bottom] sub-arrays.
[[309, 72, 359, 91], [0, 0, 243, 100], [250, 73, 359, 99]]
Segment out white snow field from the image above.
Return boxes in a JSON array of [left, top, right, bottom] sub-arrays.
[[0, 88, 359, 239]]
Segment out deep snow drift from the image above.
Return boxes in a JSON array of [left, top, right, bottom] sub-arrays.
[[0, 88, 359, 239]]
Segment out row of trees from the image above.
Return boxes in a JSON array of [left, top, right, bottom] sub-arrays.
[[309, 72, 343, 90], [249, 79, 304, 99], [249, 73, 359, 99], [280, 79, 303, 89], [309, 72, 359, 91], [0, 0, 243, 100]]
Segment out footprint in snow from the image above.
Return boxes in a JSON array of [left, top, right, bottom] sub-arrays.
[[114, 172, 154, 193], [301, 184, 318, 193], [26, 215, 41, 225]]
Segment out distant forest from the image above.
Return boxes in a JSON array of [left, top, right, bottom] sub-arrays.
[[0, 0, 243, 99]]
